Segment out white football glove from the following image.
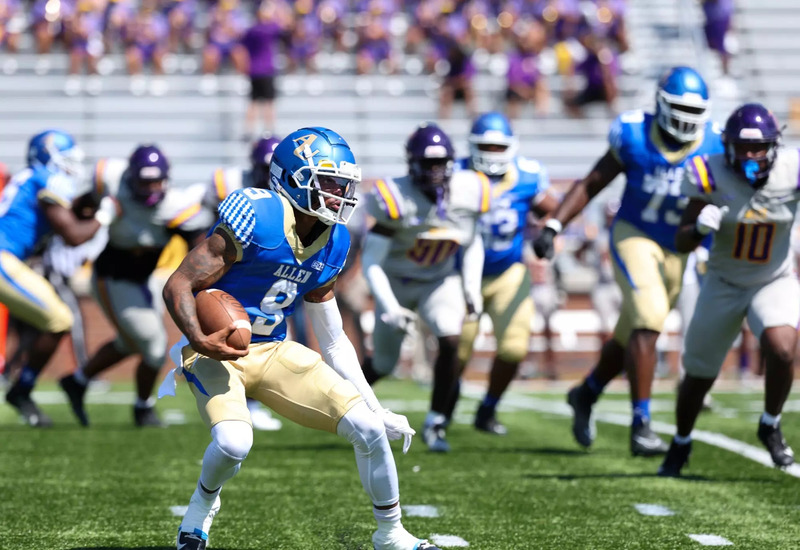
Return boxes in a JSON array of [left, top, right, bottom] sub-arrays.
[[378, 408, 415, 454], [696, 204, 729, 235], [94, 196, 120, 227], [380, 306, 418, 336]]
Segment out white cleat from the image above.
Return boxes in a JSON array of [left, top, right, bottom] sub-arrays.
[[250, 407, 282, 431], [178, 493, 220, 549], [372, 527, 441, 550]]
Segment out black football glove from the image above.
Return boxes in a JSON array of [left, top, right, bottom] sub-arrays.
[[533, 226, 557, 259]]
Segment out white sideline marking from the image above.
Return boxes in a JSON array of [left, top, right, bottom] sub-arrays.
[[634, 503, 675, 516], [430, 534, 469, 547], [688, 534, 733, 546], [163, 409, 187, 425], [32, 390, 136, 404], [169, 505, 188, 517], [458, 383, 800, 479], [403, 505, 439, 518]]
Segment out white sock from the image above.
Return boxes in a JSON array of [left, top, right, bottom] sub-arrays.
[[135, 397, 156, 409], [425, 411, 447, 427], [337, 402, 399, 507], [373, 503, 402, 533], [674, 434, 692, 445], [761, 412, 781, 427], [198, 420, 253, 492]]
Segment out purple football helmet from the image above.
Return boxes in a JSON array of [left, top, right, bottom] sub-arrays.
[[250, 135, 281, 189], [406, 122, 454, 211], [723, 103, 781, 185], [127, 145, 169, 206]]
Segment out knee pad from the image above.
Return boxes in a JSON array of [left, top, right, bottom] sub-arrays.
[[338, 401, 385, 454], [211, 420, 253, 461]]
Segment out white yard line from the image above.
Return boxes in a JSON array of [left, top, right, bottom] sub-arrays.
[[403, 505, 440, 518], [430, 534, 470, 547], [687, 534, 734, 546], [633, 504, 675, 516], [459, 383, 800, 479]]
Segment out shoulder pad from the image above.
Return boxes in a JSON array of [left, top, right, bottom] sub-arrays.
[[160, 184, 209, 232], [454, 157, 470, 172], [687, 155, 717, 195], [451, 170, 491, 214], [368, 177, 406, 223], [93, 158, 127, 198], [38, 170, 78, 208], [218, 187, 284, 249], [210, 167, 245, 204]]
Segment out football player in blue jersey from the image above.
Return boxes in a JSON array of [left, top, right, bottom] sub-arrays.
[[162, 128, 441, 550], [533, 66, 724, 456], [451, 112, 557, 435], [0, 129, 116, 426]]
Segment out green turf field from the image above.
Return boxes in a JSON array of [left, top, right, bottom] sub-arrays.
[[0, 379, 798, 550]]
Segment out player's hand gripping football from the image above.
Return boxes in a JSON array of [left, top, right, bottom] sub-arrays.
[[379, 409, 416, 453], [696, 205, 730, 235], [381, 306, 418, 336], [189, 324, 249, 362]]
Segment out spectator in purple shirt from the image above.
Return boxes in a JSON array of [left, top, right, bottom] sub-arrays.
[[0, 0, 23, 53], [103, 0, 135, 53], [33, 0, 75, 73], [506, 20, 549, 118], [64, 1, 105, 95], [124, 0, 169, 93], [285, 1, 322, 74], [201, 0, 248, 78], [163, 0, 198, 54], [241, 0, 291, 139], [356, 12, 396, 75], [564, 0, 628, 117], [702, 0, 734, 75]]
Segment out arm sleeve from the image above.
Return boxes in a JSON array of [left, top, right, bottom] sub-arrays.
[[361, 231, 402, 314], [305, 297, 382, 412], [461, 232, 485, 312]]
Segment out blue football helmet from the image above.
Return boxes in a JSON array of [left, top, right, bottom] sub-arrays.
[[655, 66, 710, 143], [269, 127, 361, 225], [468, 111, 518, 176], [27, 129, 85, 179]]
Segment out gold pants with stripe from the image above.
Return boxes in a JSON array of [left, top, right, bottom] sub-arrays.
[[182, 340, 363, 432], [0, 251, 72, 333]]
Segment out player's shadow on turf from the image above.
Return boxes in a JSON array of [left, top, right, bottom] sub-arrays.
[[459, 446, 589, 456], [524, 472, 712, 481], [70, 547, 237, 550]]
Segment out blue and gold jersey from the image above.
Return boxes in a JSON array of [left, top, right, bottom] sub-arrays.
[[213, 187, 350, 343], [610, 111, 723, 252], [456, 157, 549, 276], [0, 167, 77, 260]]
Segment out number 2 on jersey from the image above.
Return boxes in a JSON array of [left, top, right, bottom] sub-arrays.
[[732, 222, 775, 263], [251, 279, 299, 336]]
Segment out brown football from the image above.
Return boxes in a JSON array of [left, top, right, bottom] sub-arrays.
[[195, 289, 252, 351]]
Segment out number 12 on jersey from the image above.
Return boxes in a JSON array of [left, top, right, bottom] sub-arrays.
[[732, 222, 775, 264]]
